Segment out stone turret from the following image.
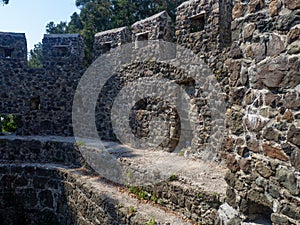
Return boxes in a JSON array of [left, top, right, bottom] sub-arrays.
[[0, 32, 27, 65], [42, 34, 85, 69]]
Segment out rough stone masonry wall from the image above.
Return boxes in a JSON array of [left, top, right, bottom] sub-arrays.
[[0, 165, 74, 225], [176, 0, 232, 58], [0, 34, 85, 136], [0, 136, 83, 165], [93, 27, 132, 60], [131, 11, 173, 42], [95, 62, 192, 152], [223, 0, 300, 224], [0, 32, 27, 65]]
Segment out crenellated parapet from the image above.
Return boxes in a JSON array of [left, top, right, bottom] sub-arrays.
[[0, 32, 27, 66], [93, 26, 132, 59], [131, 11, 173, 43], [42, 34, 85, 69], [176, 0, 232, 56]]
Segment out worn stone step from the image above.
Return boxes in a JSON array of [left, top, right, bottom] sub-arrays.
[[0, 163, 192, 225]]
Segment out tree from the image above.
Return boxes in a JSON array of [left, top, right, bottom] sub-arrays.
[[68, 12, 84, 33], [28, 42, 43, 68], [2, 0, 9, 4], [46, 21, 69, 34]]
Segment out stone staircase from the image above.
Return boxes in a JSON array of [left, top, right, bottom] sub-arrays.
[[0, 135, 228, 225]]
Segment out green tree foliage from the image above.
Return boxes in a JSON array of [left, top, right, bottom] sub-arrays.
[[28, 42, 43, 68], [46, 21, 69, 34], [42, 0, 185, 66], [2, 0, 9, 4], [68, 12, 84, 33]]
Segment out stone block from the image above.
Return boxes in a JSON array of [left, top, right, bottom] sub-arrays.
[[287, 125, 300, 147], [269, 0, 282, 17], [287, 27, 300, 44], [263, 127, 280, 142], [284, 0, 300, 10], [262, 143, 288, 161], [255, 162, 274, 178], [266, 33, 285, 56], [291, 149, 300, 171], [244, 114, 268, 132], [243, 23, 256, 40], [276, 167, 299, 195]]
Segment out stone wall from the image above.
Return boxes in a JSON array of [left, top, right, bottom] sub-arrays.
[[93, 27, 132, 59], [131, 11, 173, 43], [0, 34, 85, 136], [0, 164, 74, 225], [176, 0, 232, 57], [223, 0, 300, 224], [0, 1, 299, 224], [0, 164, 199, 225], [0, 32, 27, 65], [42, 34, 85, 69], [0, 136, 83, 166]]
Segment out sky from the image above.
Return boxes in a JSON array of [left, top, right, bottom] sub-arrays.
[[0, 0, 80, 51]]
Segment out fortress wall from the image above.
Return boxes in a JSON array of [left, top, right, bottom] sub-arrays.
[[0, 34, 85, 136], [0, 165, 74, 225], [0, 32, 27, 65], [223, 0, 300, 223], [131, 11, 173, 42], [0, 136, 83, 165], [93, 27, 132, 60], [176, 0, 232, 57], [0, 1, 299, 223]]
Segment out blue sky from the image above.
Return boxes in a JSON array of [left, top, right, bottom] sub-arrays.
[[0, 0, 79, 51]]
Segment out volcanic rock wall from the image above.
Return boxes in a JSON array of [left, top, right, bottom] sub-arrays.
[[0, 33, 85, 136], [0, 0, 299, 223], [222, 0, 300, 223]]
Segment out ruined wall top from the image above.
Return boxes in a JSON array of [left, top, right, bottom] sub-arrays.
[[131, 11, 172, 42], [42, 33, 85, 69], [0, 32, 27, 64], [176, 0, 232, 56], [93, 26, 132, 59]]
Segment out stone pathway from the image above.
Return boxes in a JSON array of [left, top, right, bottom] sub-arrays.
[[0, 134, 228, 194]]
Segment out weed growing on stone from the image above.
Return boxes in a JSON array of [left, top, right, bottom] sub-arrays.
[[158, 199, 166, 206], [151, 192, 158, 203], [197, 192, 203, 199], [128, 186, 150, 200], [169, 173, 179, 181], [146, 217, 156, 225], [75, 141, 86, 147], [129, 205, 136, 214]]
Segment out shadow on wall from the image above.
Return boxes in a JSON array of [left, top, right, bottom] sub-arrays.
[[0, 165, 141, 225]]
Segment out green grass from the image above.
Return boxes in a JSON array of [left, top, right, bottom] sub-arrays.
[[169, 173, 179, 181], [146, 217, 156, 225], [128, 186, 150, 200]]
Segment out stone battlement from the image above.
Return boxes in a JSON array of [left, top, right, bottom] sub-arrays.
[[0, 0, 299, 224]]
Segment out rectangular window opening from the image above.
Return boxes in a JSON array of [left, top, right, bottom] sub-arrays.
[[135, 32, 149, 48], [54, 46, 69, 57], [30, 96, 41, 111], [101, 42, 112, 54], [0, 47, 14, 58], [190, 12, 206, 33]]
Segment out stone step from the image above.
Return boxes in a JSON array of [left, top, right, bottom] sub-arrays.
[[0, 135, 228, 224], [0, 163, 192, 225], [79, 140, 228, 224]]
